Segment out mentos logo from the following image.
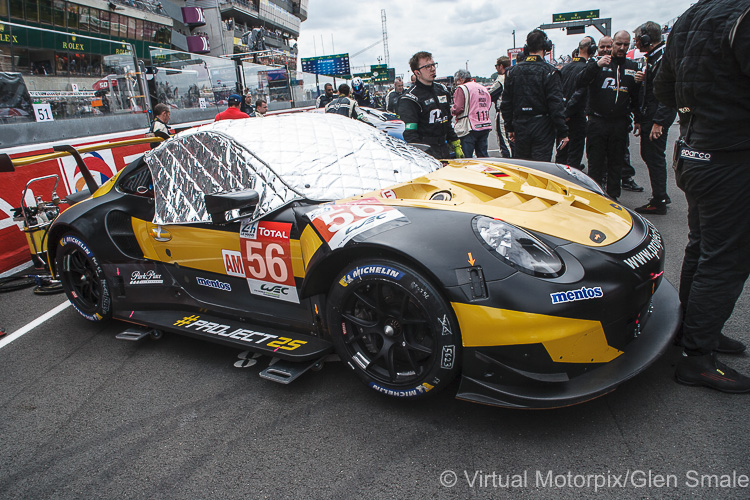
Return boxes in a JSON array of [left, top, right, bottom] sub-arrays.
[[196, 277, 231, 291], [550, 286, 603, 304]]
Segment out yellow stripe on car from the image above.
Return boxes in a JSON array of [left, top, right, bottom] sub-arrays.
[[452, 302, 623, 363]]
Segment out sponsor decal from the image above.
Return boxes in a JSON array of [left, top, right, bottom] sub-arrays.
[[424, 98, 435, 105], [196, 276, 231, 291], [441, 345, 455, 369], [437, 95, 447, 103], [171, 315, 308, 350], [240, 221, 299, 303], [610, 203, 622, 211], [130, 269, 163, 285], [222, 249, 246, 278], [339, 265, 404, 287], [368, 382, 434, 397], [246, 281, 299, 303], [550, 286, 603, 304], [380, 189, 397, 199], [680, 148, 711, 162], [622, 220, 663, 269], [307, 198, 407, 249], [590, 229, 606, 243], [624, 69, 636, 77]]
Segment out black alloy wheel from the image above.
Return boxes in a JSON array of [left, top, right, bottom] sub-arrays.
[[55, 233, 111, 322], [328, 259, 460, 398]]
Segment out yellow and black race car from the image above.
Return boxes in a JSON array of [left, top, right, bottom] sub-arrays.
[[43, 113, 680, 409]]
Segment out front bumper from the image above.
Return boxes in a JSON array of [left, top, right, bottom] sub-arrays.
[[455, 279, 681, 409]]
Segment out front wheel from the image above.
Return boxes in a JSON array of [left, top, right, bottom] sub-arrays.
[[55, 233, 112, 322], [327, 259, 460, 399]]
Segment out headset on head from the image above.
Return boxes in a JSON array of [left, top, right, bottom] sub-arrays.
[[584, 35, 597, 56], [523, 30, 553, 56], [637, 24, 652, 46]]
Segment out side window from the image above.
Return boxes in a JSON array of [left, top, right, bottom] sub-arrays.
[[118, 161, 154, 198]]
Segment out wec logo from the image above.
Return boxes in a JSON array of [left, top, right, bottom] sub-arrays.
[[260, 283, 289, 295]]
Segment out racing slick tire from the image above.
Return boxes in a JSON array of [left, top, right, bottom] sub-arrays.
[[55, 233, 112, 322], [327, 259, 461, 399]]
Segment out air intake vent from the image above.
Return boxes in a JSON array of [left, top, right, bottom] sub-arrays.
[[106, 210, 144, 259]]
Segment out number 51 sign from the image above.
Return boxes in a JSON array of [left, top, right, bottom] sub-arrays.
[[32, 103, 54, 122]]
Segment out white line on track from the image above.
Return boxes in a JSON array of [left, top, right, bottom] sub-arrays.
[[0, 301, 71, 350]]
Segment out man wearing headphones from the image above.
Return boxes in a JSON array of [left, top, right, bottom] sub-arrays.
[[632, 21, 677, 215], [576, 30, 641, 201], [556, 35, 597, 170], [501, 30, 568, 161]]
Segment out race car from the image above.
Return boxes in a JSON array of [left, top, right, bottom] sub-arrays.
[[43, 112, 680, 409], [309, 106, 405, 140]]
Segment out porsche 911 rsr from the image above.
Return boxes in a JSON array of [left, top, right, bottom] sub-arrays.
[[42, 113, 680, 409]]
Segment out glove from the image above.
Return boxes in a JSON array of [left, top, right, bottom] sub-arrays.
[[450, 140, 465, 159]]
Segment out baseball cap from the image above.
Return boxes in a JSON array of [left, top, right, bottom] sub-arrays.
[[228, 94, 242, 104]]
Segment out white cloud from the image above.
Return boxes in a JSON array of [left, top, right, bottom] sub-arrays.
[[297, 0, 694, 80]]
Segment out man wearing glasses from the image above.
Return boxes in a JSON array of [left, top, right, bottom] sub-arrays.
[[398, 51, 464, 159]]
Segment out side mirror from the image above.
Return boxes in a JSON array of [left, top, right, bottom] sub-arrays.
[[205, 190, 259, 224]]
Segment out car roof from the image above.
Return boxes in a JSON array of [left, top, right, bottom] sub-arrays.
[[145, 112, 440, 225]]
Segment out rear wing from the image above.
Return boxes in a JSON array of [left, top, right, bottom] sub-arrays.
[[0, 137, 163, 192]]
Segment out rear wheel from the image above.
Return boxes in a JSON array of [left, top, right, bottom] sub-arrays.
[[55, 233, 111, 322], [327, 259, 460, 399]]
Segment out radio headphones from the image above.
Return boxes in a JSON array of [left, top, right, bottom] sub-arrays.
[[523, 30, 553, 55], [584, 35, 597, 56], [637, 24, 652, 46]]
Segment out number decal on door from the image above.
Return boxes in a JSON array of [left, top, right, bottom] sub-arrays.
[[240, 221, 300, 303]]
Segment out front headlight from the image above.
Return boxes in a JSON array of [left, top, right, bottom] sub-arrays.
[[472, 216, 563, 277], [555, 163, 605, 195]]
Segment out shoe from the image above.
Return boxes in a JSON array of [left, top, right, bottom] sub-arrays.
[[716, 334, 747, 354], [635, 199, 668, 215], [665, 195, 672, 205], [622, 178, 644, 192], [675, 352, 750, 393]]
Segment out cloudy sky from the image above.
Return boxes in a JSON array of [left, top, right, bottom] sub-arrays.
[[297, 0, 695, 79]]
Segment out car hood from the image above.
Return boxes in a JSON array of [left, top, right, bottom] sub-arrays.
[[345, 159, 633, 247]]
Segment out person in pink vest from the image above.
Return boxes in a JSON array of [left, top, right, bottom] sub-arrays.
[[451, 69, 493, 157]]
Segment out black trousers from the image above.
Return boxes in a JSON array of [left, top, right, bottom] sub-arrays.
[[622, 136, 635, 179], [496, 114, 513, 158], [639, 122, 669, 200], [676, 159, 750, 354], [586, 116, 629, 198], [513, 116, 555, 162], [555, 114, 585, 170]]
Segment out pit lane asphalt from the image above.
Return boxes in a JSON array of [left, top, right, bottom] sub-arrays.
[[1, 124, 748, 499]]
